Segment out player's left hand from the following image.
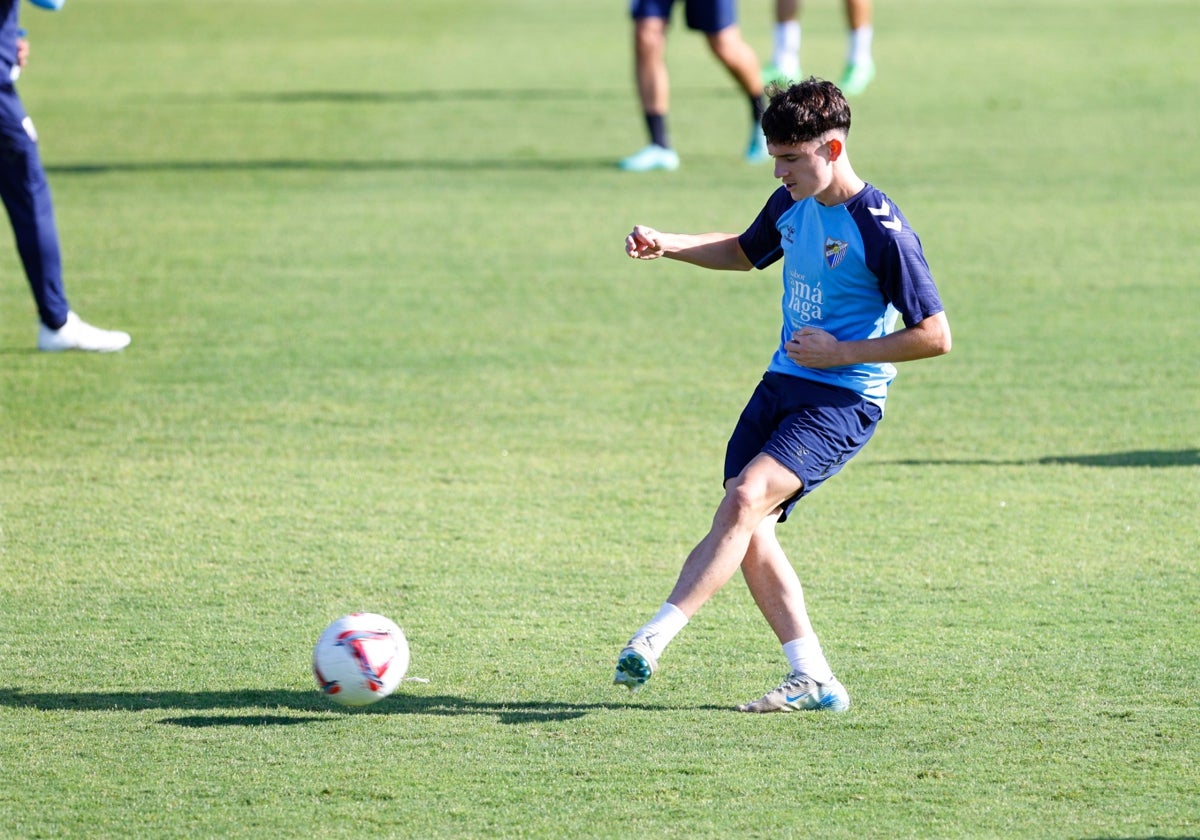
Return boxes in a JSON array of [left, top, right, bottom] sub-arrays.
[[785, 326, 843, 369]]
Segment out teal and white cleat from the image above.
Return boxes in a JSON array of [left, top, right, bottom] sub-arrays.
[[746, 125, 770, 164], [838, 58, 875, 97], [736, 671, 850, 713], [618, 144, 680, 172], [613, 640, 657, 692]]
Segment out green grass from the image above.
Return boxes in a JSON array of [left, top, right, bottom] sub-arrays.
[[1, 0, 1197, 837]]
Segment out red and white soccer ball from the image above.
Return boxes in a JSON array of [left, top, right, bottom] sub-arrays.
[[313, 613, 409, 706]]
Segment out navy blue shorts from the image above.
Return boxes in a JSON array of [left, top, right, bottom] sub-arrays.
[[630, 0, 737, 33], [724, 372, 883, 521]]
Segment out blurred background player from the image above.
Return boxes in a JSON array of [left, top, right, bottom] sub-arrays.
[[763, 0, 875, 96], [1, 0, 130, 352], [620, 0, 770, 172]]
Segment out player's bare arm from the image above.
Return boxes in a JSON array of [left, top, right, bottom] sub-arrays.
[[625, 225, 754, 271], [785, 311, 952, 369]]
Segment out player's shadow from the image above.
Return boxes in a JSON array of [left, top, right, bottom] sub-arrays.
[[0, 687, 671, 726], [47, 157, 617, 175], [45, 84, 733, 177], [876, 448, 1198, 469], [230, 87, 635, 105], [222, 85, 730, 106], [1035, 449, 1198, 468]]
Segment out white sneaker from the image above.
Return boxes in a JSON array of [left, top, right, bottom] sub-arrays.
[[736, 671, 850, 713], [37, 311, 131, 353], [613, 637, 657, 693]]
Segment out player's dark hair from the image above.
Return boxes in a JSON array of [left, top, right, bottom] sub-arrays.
[[761, 77, 852, 146]]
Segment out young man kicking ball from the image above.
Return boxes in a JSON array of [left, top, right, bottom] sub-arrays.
[[615, 77, 951, 712]]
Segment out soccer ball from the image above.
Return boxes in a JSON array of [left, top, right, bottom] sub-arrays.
[[312, 612, 409, 706]]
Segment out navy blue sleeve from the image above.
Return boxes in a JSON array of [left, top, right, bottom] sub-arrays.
[[849, 188, 944, 327], [0, 1, 19, 78], [875, 228, 944, 326], [737, 187, 794, 270]]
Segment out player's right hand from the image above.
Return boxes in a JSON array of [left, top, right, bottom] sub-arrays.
[[625, 225, 664, 260]]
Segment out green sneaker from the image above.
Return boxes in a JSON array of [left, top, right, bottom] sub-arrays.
[[761, 63, 798, 87], [838, 58, 875, 96]]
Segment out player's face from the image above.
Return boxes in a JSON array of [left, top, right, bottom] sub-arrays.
[[768, 138, 837, 202]]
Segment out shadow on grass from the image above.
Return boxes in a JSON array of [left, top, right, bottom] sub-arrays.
[[197, 84, 726, 106], [0, 687, 697, 726], [44, 86, 735, 177], [876, 449, 1198, 469], [163, 714, 320, 728], [46, 83, 738, 176], [47, 157, 619, 175], [230, 87, 637, 105]]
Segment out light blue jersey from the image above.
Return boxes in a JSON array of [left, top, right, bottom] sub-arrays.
[[737, 183, 944, 409]]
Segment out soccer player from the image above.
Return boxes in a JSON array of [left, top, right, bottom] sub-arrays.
[[620, 0, 770, 172], [1, 0, 131, 352], [763, 0, 876, 96], [614, 78, 950, 712]]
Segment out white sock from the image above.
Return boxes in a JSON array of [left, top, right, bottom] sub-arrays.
[[631, 603, 688, 658], [847, 25, 873, 66], [782, 635, 834, 683], [772, 21, 801, 78]]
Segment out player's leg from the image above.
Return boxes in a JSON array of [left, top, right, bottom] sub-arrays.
[[765, 0, 801, 84], [616, 372, 785, 691], [703, 24, 763, 100], [846, 0, 871, 31], [838, 0, 875, 95], [665, 456, 801, 615], [729, 380, 879, 711], [0, 87, 68, 330], [614, 453, 803, 691], [633, 16, 670, 132], [620, 4, 680, 171], [0, 88, 129, 352], [703, 24, 770, 162], [740, 512, 813, 644], [683, 0, 767, 163], [736, 516, 848, 712]]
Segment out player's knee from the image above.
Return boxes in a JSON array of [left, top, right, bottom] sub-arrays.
[[722, 475, 773, 523]]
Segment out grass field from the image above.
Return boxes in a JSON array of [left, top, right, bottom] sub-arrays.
[[1, 0, 1197, 837]]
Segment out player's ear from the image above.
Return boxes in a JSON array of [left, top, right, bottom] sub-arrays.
[[826, 138, 843, 161]]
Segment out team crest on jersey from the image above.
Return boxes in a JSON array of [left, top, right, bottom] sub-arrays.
[[780, 223, 796, 245], [824, 237, 848, 269]]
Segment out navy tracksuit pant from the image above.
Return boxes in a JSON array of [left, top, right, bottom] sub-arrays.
[[0, 81, 68, 329]]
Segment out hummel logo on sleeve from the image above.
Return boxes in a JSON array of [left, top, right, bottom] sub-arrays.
[[868, 200, 903, 232]]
